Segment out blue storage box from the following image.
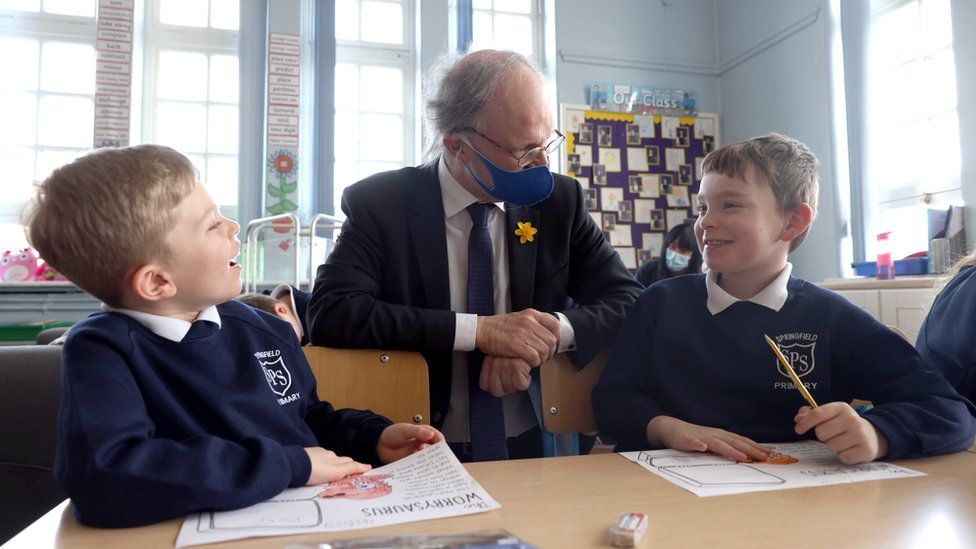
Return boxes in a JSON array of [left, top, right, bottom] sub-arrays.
[[851, 257, 929, 277]]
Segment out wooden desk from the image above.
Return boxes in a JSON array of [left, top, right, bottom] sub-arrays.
[[6, 449, 976, 548]]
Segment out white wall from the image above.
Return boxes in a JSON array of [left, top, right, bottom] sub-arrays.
[[554, 0, 719, 111], [715, 0, 842, 282]]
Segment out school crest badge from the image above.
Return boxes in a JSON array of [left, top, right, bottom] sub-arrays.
[[260, 355, 292, 396], [775, 341, 816, 378]]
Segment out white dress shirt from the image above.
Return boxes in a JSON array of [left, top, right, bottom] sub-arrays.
[[705, 263, 793, 315], [438, 158, 575, 442]]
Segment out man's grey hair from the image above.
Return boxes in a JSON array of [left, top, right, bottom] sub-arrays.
[[422, 49, 544, 162]]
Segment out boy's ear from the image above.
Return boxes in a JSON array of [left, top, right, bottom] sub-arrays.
[[273, 302, 291, 319], [130, 263, 178, 302], [780, 203, 814, 244]]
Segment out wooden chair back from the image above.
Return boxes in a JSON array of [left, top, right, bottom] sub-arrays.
[[539, 349, 611, 435], [303, 346, 430, 425]]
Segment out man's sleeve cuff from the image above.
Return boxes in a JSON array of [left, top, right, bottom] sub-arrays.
[[454, 313, 478, 351], [555, 312, 577, 352]]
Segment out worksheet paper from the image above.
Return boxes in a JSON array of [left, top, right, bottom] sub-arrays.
[[620, 440, 925, 497], [175, 442, 499, 547]]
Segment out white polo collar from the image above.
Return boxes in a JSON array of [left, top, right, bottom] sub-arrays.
[[104, 304, 222, 342], [437, 156, 506, 219], [705, 263, 792, 315]]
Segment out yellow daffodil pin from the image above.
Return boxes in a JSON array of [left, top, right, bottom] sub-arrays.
[[515, 221, 538, 244]]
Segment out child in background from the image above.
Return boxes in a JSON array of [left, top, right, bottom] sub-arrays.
[[24, 145, 443, 528], [634, 221, 703, 287], [237, 284, 311, 345], [917, 251, 976, 403], [593, 133, 975, 464]]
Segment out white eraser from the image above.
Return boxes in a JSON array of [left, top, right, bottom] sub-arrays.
[[610, 512, 648, 547]]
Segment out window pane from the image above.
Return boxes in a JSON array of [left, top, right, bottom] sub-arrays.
[[359, 160, 399, 180], [494, 0, 532, 14], [0, 147, 36, 203], [156, 101, 207, 152], [36, 148, 85, 181], [335, 0, 359, 41], [471, 11, 493, 51], [359, 66, 402, 113], [924, 48, 957, 113], [334, 63, 360, 110], [209, 0, 239, 30], [333, 160, 357, 211], [925, 112, 961, 181], [361, 1, 402, 44], [493, 14, 533, 56], [872, 3, 919, 68], [359, 113, 401, 161], [159, 0, 208, 27], [209, 54, 239, 103], [207, 104, 238, 153], [0, 0, 39, 12], [206, 156, 238, 206], [186, 154, 206, 180], [333, 111, 359, 160], [37, 95, 93, 147], [0, 37, 40, 91], [41, 41, 95, 94], [0, 222, 30, 252], [472, 0, 491, 9], [921, 0, 953, 52], [0, 92, 37, 146], [158, 51, 208, 101], [43, 0, 95, 17]]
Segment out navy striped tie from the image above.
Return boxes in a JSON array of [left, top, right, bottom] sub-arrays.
[[466, 203, 508, 461]]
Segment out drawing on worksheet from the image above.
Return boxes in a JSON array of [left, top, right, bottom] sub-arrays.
[[622, 440, 925, 497], [175, 442, 500, 548]]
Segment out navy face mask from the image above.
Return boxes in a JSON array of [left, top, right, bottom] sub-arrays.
[[458, 136, 554, 206]]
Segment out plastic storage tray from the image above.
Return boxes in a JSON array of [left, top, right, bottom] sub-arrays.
[[851, 257, 929, 277]]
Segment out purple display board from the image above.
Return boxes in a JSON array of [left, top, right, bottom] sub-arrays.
[[561, 106, 719, 271]]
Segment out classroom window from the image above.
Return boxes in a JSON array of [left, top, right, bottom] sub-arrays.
[[0, 4, 97, 251], [334, 0, 414, 214], [145, 0, 240, 219], [864, 0, 960, 260], [470, 0, 541, 62]]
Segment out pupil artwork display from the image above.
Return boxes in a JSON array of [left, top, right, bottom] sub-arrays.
[[560, 105, 719, 271]]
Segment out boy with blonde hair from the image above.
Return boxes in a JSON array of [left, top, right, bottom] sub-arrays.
[[593, 133, 975, 464], [25, 145, 442, 527]]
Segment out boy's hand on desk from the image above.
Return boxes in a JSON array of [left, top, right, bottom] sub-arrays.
[[304, 447, 372, 485], [476, 309, 560, 366], [794, 403, 890, 464], [377, 423, 445, 463], [480, 355, 533, 396], [647, 416, 771, 462]]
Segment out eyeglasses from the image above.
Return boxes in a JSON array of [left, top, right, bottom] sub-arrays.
[[457, 127, 565, 168]]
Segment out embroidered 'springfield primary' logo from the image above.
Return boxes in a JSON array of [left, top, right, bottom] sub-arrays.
[[774, 341, 816, 378], [258, 354, 292, 396]]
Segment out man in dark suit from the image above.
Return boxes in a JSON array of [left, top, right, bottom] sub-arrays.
[[308, 49, 642, 462]]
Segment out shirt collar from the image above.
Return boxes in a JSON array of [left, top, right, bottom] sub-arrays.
[[104, 304, 222, 342], [705, 263, 793, 315], [437, 156, 505, 219]]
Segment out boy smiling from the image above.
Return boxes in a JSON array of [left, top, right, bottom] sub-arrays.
[[593, 133, 975, 464], [24, 145, 442, 527]]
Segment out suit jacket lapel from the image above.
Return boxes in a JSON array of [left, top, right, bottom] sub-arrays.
[[409, 164, 451, 311], [506, 203, 540, 311]]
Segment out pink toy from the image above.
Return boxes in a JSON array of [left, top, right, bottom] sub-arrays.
[[0, 248, 39, 282], [35, 261, 67, 281]]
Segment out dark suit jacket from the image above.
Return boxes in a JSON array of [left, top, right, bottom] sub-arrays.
[[308, 161, 642, 428]]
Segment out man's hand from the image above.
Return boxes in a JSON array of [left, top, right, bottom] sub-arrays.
[[794, 403, 889, 464], [475, 309, 560, 366], [376, 424, 445, 464], [647, 416, 771, 462], [304, 447, 372, 485], [479, 355, 533, 397]]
